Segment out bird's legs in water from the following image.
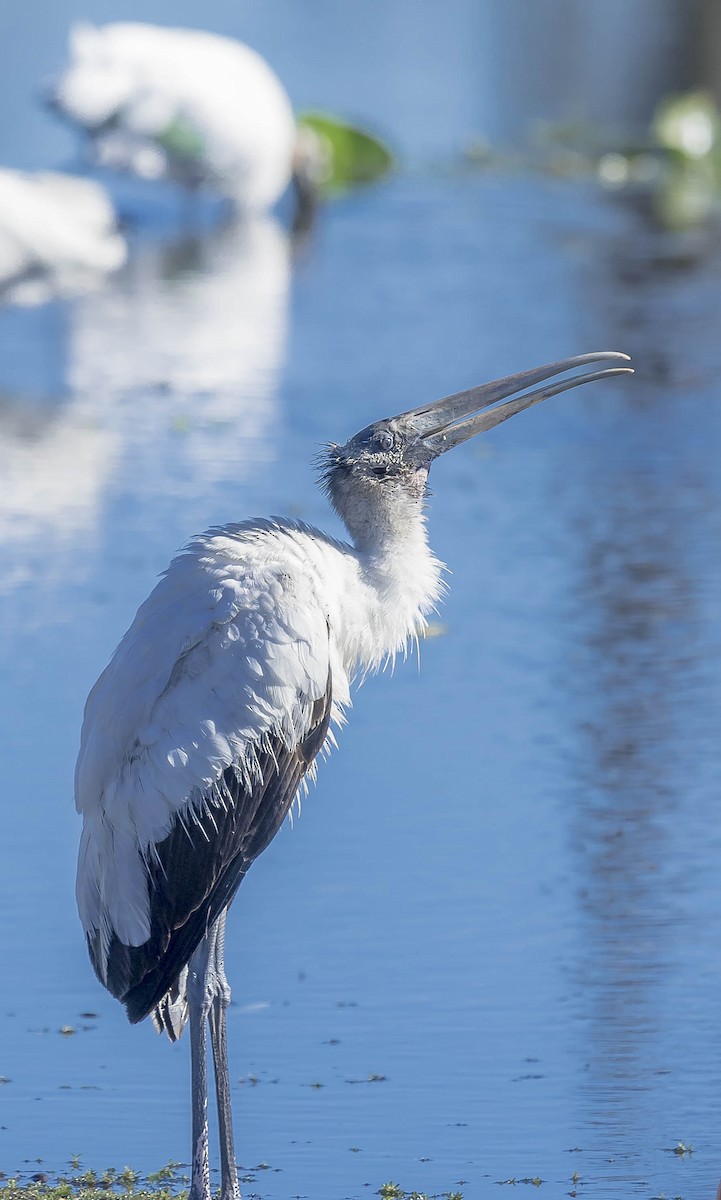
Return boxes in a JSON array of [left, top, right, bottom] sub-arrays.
[[208, 912, 240, 1200], [188, 910, 240, 1200], [188, 935, 211, 1200]]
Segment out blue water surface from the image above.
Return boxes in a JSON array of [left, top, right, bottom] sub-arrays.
[[1, 5, 721, 1200]]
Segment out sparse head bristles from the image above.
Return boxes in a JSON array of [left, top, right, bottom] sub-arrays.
[[315, 441, 344, 489], [315, 442, 349, 517]]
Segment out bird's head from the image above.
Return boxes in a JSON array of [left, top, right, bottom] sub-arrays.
[[44, 24, 138, 131], [320, 351, 632, 549]]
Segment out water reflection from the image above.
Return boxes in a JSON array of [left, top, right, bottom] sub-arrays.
[[568, 464, 696, 1043], [589, 186, 721, 390], [68, 216, 290, 498], [556, 203, 721, 1192], [0, 169, 126, 306], [0, 216, 290, 629], [0, 389, 115, 598], [562, 461, 719, 1192]]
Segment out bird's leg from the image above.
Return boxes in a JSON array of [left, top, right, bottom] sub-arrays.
[[187, 934, 213, 1200], [208, 910, 240, 1200]]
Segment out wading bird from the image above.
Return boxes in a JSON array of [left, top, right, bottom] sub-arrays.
[[75, 352, 631, 1200], [0, 168, 125, 304], [47, 23, 312, 213]]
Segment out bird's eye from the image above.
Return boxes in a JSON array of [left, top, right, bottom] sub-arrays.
[[376, 430, 394, 452]]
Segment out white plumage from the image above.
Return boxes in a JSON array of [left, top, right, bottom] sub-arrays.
[[75, 353, 631, 1200], [0, 169, 125, 304], [52, 23, 298, 211], [76, 516, 440, 975]]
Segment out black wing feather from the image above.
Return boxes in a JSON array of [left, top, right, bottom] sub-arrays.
[[92, 673, 332, 1025]]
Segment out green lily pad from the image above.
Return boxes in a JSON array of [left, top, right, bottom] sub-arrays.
[[297, 110, 394, 193]]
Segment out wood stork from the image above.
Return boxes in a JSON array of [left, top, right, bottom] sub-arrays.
[[47, 23, 308, 213], [75, 352, 631, 1200], [0, 169, 125, 305]]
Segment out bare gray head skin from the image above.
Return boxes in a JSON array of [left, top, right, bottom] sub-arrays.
[[320, 351, 633, 550]]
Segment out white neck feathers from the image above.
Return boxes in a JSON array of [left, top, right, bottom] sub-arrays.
[[326, 504, 444, 676]]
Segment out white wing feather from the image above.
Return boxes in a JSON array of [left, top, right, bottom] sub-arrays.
[[57, 23, 297, 210], [75, 511, 441, 973], [76, 521, 343, 959]]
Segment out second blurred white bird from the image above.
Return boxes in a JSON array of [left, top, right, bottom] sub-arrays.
[[0, 169, 126, 305], [49, 23, 301, 212]]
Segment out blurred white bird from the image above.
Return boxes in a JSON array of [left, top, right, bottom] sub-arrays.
[[48, 23, 309, 214], [0, 169, 126, 305]]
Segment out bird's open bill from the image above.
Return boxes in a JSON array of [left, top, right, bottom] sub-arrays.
[[401, 351, 633, 457]]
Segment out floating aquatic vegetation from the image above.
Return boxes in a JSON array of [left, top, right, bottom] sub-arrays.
[[652, 92, 720, 160], [596, 94, 721, 231], [462, 89, 721, 233], [665, 1140, 694, 1157], [297, 111, 394, 194], [378, 1186, 463, 1200], [0, 1162, 185, 1200]]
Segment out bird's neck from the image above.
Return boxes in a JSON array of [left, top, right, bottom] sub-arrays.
[[344, 504, 444, 673]]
